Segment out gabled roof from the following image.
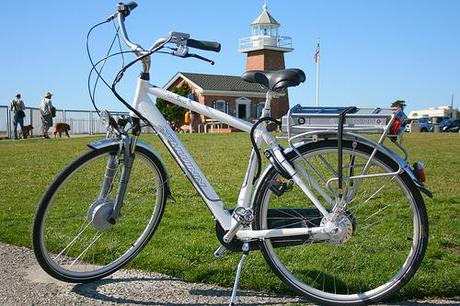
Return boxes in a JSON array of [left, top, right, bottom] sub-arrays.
[[251, 4, 280, 26], [164, 72, 266, 94]]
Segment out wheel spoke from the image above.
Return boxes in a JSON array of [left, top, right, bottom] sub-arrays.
[[69, 232, 104, 268], [348, 176, 396, 215], [53, 222, 92, 261]]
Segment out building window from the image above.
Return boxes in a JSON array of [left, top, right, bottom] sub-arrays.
[[214, 100, 227, 113]]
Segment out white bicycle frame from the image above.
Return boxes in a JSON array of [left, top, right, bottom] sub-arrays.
[[129, 78, 333, 241], [110, 8, 334, 243]]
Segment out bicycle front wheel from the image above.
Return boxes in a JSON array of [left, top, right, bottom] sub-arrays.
[[32, 144, 168, 282], [254, 139, 428, 305]]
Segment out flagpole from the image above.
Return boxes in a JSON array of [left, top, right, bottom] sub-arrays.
[[315, 38, 320, 107]]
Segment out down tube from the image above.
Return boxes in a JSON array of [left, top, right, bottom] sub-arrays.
[[135, 88, 232, 230]]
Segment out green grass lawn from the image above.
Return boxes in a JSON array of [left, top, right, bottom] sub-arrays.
[[0, 132, 459, 299]]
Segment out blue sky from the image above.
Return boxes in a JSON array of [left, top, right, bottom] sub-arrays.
[[1, 0, 459, 113]]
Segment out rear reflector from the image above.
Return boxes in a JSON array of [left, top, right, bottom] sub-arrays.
[[413, 162, 426, 182]]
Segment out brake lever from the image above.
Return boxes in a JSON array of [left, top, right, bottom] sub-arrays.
[[164, 46, 214, 65], [185, 53, 215, 65]]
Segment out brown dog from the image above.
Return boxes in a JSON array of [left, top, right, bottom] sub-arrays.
[[53, 123, 71, 138], [18, 125, 33, 139]]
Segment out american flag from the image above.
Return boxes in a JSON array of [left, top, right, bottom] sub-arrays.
[[314, 40, 320, 63]]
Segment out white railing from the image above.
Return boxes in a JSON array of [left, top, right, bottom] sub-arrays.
[[239, 35, 292, 51], [0, 105, 154, 139]]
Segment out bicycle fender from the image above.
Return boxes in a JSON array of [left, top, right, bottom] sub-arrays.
[[87, 138, 171, 194]]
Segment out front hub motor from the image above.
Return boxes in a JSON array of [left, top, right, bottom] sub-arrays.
[[87, 199, 116, 231]]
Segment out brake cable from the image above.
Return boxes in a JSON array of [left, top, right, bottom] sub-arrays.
[[110, 39, 172, 128], [250, 117, 281, 183]]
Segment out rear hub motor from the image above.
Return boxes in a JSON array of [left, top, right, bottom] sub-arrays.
[[321, 213, 354, 245]]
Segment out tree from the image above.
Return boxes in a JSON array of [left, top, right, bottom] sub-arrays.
[[156, 84, 191, 125], [391, 100, 407, 111]]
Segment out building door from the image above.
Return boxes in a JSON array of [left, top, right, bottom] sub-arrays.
[[238, 104, 247, 119], [236, 97, 251, 121]]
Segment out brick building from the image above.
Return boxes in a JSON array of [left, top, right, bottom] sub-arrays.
[[163, 4, 293, 131]]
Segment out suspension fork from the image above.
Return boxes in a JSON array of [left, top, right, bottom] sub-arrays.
[[107, 118, 142, 222], [98, 151, 119, 201], [108, 134, 139, 221]]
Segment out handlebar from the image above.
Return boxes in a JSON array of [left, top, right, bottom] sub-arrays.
[[112, 2, 220, 61]]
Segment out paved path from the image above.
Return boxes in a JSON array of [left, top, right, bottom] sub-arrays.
[[0, 242, 306, 306], [1, 242, 459, 306]]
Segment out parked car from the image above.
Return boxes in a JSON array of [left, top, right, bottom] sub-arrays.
[[439, 118, 453, 130], [406, 118, 433, 132], [442, 119, 460, 132], [417, 118, 433, 132]]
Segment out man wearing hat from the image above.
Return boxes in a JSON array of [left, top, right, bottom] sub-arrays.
[[10, 93, 27, 139], [40, 91, 54, 138]]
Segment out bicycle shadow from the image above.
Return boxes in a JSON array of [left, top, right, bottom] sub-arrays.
[[72, 276, 305, 306]]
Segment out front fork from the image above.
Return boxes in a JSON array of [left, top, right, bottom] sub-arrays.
[[97, 133, 139, 223], [110, 135, 138, 221]]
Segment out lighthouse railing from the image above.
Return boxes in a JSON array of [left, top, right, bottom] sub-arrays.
[[238, 35, 292, 51]]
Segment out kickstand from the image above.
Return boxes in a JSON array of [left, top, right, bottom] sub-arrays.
[[229, 242, 249, 306]]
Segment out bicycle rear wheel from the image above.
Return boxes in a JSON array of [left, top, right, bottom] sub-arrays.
[[32, 144, 168, 282], [254, 139, 428, 305]]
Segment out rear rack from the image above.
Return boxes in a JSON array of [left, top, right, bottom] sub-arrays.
[[279, 104, 408, 199]]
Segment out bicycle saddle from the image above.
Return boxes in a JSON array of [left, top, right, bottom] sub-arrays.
[[241, 69, 306, 92]]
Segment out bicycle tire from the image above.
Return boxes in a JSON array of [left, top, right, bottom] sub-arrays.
[[32, 144, 168, 283], [254, 139, 428, 305]]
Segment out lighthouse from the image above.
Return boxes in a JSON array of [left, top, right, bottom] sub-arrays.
[[239, 3, 293, 117], [239, 3, 293, 71]]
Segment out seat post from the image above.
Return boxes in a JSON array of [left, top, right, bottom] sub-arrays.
[[261, 91, 274, 118]]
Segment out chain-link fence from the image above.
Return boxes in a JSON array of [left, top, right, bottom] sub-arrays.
[[0, 106, 153, 139]]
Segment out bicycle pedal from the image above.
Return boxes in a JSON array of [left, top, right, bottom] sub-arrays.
[[214, 245, 229, 258]]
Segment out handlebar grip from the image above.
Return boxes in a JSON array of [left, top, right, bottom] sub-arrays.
[[186, 39, 221, 52], [117, 2, 138, 17], [126, 1, 138, 11]]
